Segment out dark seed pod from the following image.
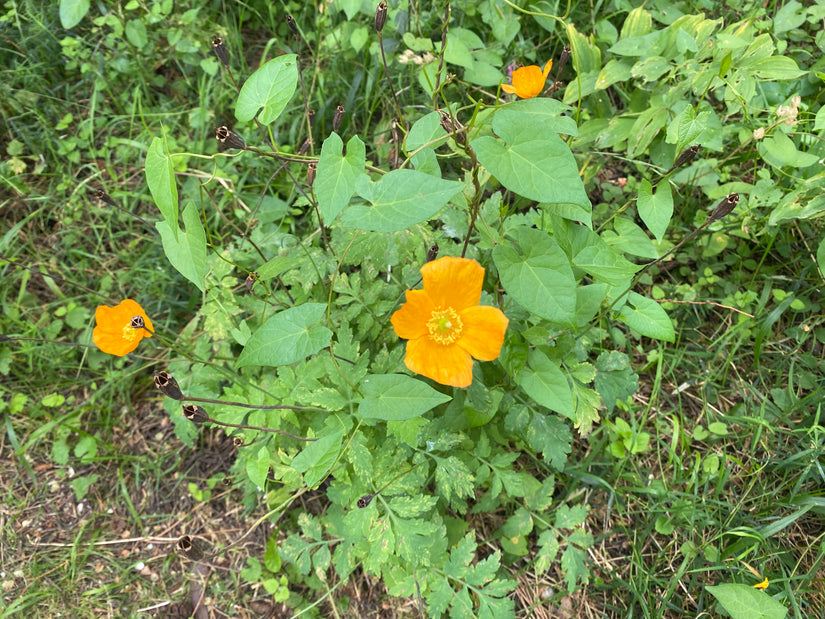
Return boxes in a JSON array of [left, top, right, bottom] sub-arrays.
[[307, 162, 317, 188], [245, 272, 257, 294], [709, 193, 739, 223], [427, 243, 440, 262], [438, 110, 466, 145], [216, 125, 246, 151], [298, 138, 312, 155], [154, 371, 184, 400], [212, 36, 229, 67], [557, 44, 571, 74], [92, 188, 118, 208], [307, 108, 316, 128], [130, 316, 145, 330], [668, 145, 700, 174], [374, 1, 387, 33], [177, 535, 204, 561], [286, 14, 299, 36], [183, 404, 209, 424], [233, 436, 244, 448], [357, 494, 374, 508], [333, 105, 345, 133]]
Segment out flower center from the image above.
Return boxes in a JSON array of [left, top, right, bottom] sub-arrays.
[[122, 324, 139, 343], [426, 307, 463, 345]]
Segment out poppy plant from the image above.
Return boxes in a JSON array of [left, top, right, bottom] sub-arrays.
[[391, 257, 509, 388], [93, 299, 153, 356], [501, 60, 553, 99]]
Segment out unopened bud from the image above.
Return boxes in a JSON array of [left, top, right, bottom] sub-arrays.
[[177, 535, 204, 561], [333, 105, 345, 133], [212, 36, 229, 66], [357, 494, 374, 508], [216, 125, 246, 151], [183, 404, 209, 424], [307, 162, 317, 187], [286, 14, 299, 36], [374, 1, 387, 32], [154, 371, 184, 400], [427, 243, 439, 262], [709, 193, 739, 223]]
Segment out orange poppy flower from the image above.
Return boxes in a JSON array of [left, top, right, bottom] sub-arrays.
[[391, 257, 509, 388], [501, 60, 553, 99], [92, 299, 154, 356]]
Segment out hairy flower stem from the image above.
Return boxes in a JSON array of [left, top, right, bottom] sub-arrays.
[[182, 395, 320, 413], [377, 31, 407, 133], [432, 3, 450, 110]]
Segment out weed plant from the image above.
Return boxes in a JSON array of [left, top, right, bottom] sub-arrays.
[[2, 0, 825, 618]]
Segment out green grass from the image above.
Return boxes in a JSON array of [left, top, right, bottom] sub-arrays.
[[2, 0, 825, 617]]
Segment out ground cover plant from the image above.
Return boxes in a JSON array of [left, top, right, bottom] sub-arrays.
[[2, 0, 825, 617]]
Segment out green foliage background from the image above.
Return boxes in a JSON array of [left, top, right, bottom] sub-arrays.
[[2, 0, 824, 617]]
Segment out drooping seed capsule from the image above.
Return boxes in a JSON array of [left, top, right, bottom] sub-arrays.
[[333, 105, 345, 133], [92, 188, 118, 208], [286, 14, 299, 36], [298, 138, 312, 155], [357, 494, 374, 508], [427, 243, 440, 262], [708, 193, 739, 223], [245, 272, 257, 294], [154, 371, 184, 400], [215, 125, 246, 151], [307, 162, 317, 188], [374, 1, 388, 33], [183, 404, 209, 424], [668, 145, 700, 174], [211, 36, 229, 67], [438, 110, 466, 145], [307, 108, 316, 128], [557, 44, 571, 74], [177, 535, 204, 561]]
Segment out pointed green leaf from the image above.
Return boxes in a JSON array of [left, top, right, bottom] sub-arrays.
[[471, 106, 590, 216], [341, 170, 463, 231], [636, 179, 673, 242], [493, 227, 577, 327], [357, 374, 451, 421], [706, 584, 788, 619], [617, 292, 675, 342], [316, 132, 366, 221], [156, 201, 207, 291], [59, 0, 90, 29], [291, 429, 344, 488], [235, 55, 299, 125], [517, 349, 574, 418], [145, 135, 179, 240], [237, 303, 332, 368], [246, 446, 270, 489]]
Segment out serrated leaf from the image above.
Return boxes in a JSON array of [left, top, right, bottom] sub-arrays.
[[706, 584, 788, 619], [341, 169, 463, 231], [617, 292, 675, 342], [471, 107, 589, 213], [434, 455, 475, 502], [636, 180, 673, 242], [357, 374, 451, 421], [560, 544, 589, 592], [316, 133, 366, 221], [493, 227, 577, 327], [235, 55, 299, 124], [156, 201, 207, 291], [237, 303, 332, 368], [145, 135, 179, 240]]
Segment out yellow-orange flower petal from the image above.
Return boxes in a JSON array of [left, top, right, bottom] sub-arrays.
[[93, 299, 153, 356], [502, 60, 553, 99], [390, 256, 508, 388], [390, 289, 433, 340], [753, 577, 769, 589], [456, 305, 509, 361], [420, 256, 483, 312], [404, 337, 474, 388]]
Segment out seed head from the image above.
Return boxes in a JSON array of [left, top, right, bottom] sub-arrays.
[[211, 36, 229, 67], [154, 371, 184, 400], [374, 1, 388, 33]]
